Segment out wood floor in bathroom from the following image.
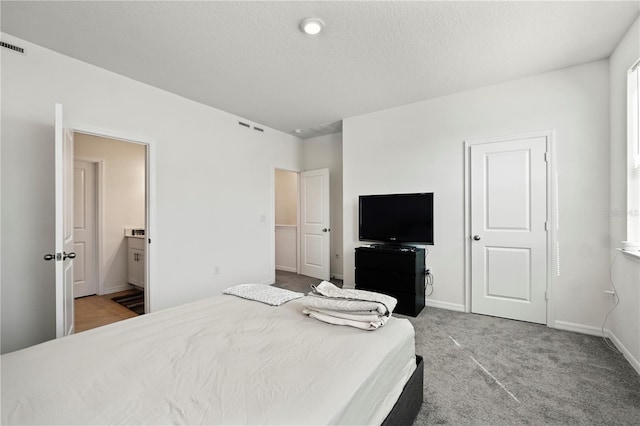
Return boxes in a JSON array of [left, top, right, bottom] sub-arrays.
[[74, 290, 140, 333]]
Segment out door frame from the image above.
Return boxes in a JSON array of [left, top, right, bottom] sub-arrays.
[[73, 126, 156, 314], [72, 157, 102, 297], [270, 166, 301, 283], [463, 130, 558, 327]]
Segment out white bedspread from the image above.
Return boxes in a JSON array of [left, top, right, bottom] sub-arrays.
[[1, 295, 416, 425]]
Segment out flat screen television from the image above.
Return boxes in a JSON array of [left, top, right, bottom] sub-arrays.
[[359, 192, 434, 245]]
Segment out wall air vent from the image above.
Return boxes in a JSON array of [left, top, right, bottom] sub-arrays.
[[253, 126, 264, 132], [1, 41, 25, 54], [238, 121, 250, 128]]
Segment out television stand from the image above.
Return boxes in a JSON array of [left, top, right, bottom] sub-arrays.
[[354, 246, 425, 317]]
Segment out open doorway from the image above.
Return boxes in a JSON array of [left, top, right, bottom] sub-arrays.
[[274, 169, 299, 275], [273, 167, 332, 283], [73, 133, 148, 332]]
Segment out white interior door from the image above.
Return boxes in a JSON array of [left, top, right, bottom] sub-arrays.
[[300, 168, 330, 280], [55, 104, 75, 337], [470, 136, 548, 324], [73, 160, 97, 298]]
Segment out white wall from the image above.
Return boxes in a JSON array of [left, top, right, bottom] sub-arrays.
[[608, 16, 640, 373], [1, 35, 302, 354], [75, 133, 146, 294], [302, 133, 344, 279], [343, 61, 611, 329]]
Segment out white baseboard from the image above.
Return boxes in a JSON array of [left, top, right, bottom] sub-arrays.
[[425, 299, 466, 312], [275, 266, 297, 273], [606, 330, 640, 376], [553, 320, 603, 337], [101, 284, 134, 295], [331, 273, 344, 280], [553, 321, 640, 376]]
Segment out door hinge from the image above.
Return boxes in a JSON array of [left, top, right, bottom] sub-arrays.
[[545, 290, 549, 301], [544, 221, 549, 231], [544, 152, 550, 162]]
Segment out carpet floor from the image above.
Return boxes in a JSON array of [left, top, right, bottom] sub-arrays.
[[273, 271, 640, 425]]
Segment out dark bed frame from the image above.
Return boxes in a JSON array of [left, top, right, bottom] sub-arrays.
[[381, 355, 424, 426]]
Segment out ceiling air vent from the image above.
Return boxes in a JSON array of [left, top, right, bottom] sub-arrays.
[[238, 121, 250, 128], [1, 41, 25, 54], [253, 126, 264, 133]]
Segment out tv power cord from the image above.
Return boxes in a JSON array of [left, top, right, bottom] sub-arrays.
[[425, 269, 434, 297], [601, 252, 620, 353]]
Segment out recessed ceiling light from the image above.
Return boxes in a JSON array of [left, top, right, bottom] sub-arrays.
[[300, 18, 324, 36], [293, 129, 303, 133]]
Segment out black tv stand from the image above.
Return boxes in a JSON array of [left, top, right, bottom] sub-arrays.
[[355, 245, 425, 317]]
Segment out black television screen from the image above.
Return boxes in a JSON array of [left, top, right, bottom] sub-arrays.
[[359, 192, 434, 245]]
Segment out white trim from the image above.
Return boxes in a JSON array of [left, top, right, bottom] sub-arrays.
[[553, 320, 603, 336], [425, 299, 466, 312], [463, 130, 558, 327], [101, 283, 133, 295], [607, 329, 640, 376], [626, 64, 640, 243], [550, 321, 639, 376], [332, 273, 344, 280], [269, 168, 276, 285], [72, 125, 155, 313], [275, 266, 297, 273], [617, 248, 640, 262]]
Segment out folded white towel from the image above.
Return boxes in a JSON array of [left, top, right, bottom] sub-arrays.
[[302, 308, 388, 331], [302, 294, 387, 315], [304, 308, 387, 324], [310, 281, 397, 315], [302, 281, 397, 330]]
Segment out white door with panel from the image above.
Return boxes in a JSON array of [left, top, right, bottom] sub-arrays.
[[53, 104, 75, 337], [300, 168, 330, 280], [73, 160, 97, 298], [470, 136, 548, 324]]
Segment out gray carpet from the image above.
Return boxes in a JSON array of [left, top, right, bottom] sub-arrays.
[[273, 271, 640, 425]]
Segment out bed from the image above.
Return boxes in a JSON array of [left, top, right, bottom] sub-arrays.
[[1, 294, 423, 425]]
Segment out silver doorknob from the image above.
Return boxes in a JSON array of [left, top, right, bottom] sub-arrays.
[[63, 252, 76, 260], [44, 253, 56, 261], [322, 228, 330, 232], [473, 235, 481, 241]]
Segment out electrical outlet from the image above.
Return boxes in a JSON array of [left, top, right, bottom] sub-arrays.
[[214, 266, 220, 275], [335, 253, 340, 259]]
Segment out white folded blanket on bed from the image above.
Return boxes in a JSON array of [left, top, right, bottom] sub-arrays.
[[302, 281, 397, 330], [302, 307, 390, 330], [308, 281, 397, 315]]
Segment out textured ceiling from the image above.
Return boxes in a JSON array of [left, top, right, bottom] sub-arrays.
[[2, 1, 639, 139]]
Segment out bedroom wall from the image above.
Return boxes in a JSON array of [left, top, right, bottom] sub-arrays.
[[608, 16, 640, 373], [342, 60, 611, 331], [0, 34, 302, 354], [74, 133, 146, 295], [302, 132, 344, 279]]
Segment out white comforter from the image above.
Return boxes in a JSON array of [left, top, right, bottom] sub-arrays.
[[1, 295, 416, 425]]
